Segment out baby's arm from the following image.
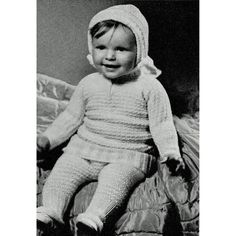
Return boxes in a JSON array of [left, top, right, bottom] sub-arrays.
[[147, 80, 185, 172], [39, 79, 86, 151]]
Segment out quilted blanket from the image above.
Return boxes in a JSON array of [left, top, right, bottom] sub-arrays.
[[37, 73, 199, 236]]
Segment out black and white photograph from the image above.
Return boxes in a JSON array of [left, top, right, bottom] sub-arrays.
[[36, 0, 199, 235], [3, 1, 236, 236]]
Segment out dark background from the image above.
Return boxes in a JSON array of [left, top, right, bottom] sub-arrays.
[[37, 0, 199, 117]]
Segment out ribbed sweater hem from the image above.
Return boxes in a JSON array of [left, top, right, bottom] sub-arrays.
[[63, 135, 156, 175]]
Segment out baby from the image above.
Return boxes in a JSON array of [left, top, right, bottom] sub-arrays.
[[37, 4, 184, 235]]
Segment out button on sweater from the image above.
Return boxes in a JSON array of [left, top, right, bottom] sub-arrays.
[[44, 72, 180, 174]]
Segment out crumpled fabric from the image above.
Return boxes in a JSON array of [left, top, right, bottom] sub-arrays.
[[37, 73, 199, 235]]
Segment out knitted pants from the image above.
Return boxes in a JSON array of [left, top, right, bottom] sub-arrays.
[[37, 153, 145, 232]]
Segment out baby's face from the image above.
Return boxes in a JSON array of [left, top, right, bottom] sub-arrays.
[[92, 25, 137, 80]]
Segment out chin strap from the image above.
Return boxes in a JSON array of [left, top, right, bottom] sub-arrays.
[[137, 56, 162, 77], [86, 54, 162, 78]]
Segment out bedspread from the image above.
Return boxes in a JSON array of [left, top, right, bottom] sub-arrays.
[[37, 73, 199, 236]]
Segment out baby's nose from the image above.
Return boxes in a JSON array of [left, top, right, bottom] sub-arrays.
[[105, 49, 116, 60]]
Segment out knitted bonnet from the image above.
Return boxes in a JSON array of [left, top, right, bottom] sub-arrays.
[[87, 4, 161, 77]]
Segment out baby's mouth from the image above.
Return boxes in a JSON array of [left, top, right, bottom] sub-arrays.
[[103, 64, 120, 69]]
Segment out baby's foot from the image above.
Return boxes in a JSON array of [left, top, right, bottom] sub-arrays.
[[37, 212, 57, 236]]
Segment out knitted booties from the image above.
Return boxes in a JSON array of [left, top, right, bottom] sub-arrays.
[[37, 212, 58, 236], [76, 213, 103, 236]]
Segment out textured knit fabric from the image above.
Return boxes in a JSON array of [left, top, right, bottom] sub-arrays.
[[44, 72, 181, 172], [87, 4, 162, 77], [38, 155, 106, 224], [77, 163, 145, 232], [37, 153, 145, 232]]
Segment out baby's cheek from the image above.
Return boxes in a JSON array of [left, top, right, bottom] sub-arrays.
[[93, 56, 102, 67], [126, 58, 136, 69]]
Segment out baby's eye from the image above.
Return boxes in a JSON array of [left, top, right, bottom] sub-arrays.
[[96, 45, 106, 50], [116, 47, 127, 52]]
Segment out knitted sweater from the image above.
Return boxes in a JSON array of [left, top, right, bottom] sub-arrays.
[[44, 72, 180, 174]]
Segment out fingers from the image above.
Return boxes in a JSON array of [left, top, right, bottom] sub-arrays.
[[175, 160, 185, 172], [37, 143, 43, 153], [37, 135, 50, 153], [37, 135, 50, 165], [162, 156, 185, 174]]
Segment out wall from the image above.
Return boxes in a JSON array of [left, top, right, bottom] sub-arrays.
[[37, 0, 199, 115], [37, 0, 128, 85]]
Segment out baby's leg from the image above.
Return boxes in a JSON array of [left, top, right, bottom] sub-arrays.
[[76, 163, 145, 232], [37, 154, 102, 225]]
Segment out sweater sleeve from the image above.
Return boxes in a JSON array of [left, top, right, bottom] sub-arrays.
[[147, 80, 181, 161], [43, 79, 85, 149]]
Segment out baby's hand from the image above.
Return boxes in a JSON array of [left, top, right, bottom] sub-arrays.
[[161, 155, 185, 174], [37, 135, 50, 165], [37, 134, 50, 153]]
